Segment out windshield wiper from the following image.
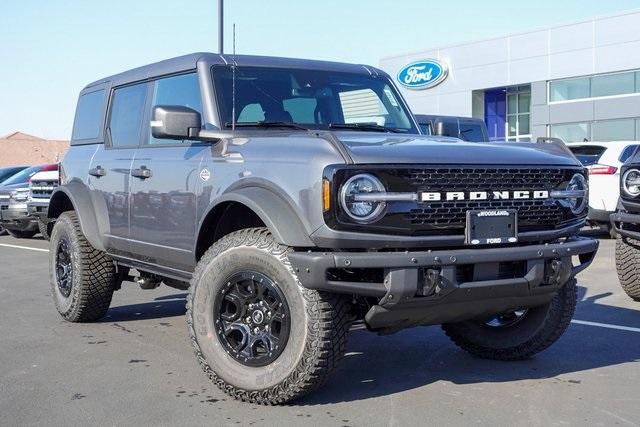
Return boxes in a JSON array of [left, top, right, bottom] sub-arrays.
[[224, 121, 308, 130], [328, 123, 405, 133]]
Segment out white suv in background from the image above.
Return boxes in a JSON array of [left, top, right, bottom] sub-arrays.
[[566, 141, 640, 237]]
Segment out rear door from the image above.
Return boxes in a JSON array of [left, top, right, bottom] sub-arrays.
[[128, 72, 207, 271], [88, 82, 148, 257]]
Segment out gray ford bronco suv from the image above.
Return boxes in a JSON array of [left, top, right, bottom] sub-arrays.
[[49, 52, 598, 404]]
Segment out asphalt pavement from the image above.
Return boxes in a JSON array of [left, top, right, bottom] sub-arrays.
[[0, 231, 639, 426]]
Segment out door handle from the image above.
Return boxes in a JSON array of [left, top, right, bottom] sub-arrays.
[[89, 166, 106, 177], [131, 166, 153, 179]]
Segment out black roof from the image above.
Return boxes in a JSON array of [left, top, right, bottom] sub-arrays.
[[85, 52, 386, 90]]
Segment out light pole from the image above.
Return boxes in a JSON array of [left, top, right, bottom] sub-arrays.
[[218, 0, 224, 54]]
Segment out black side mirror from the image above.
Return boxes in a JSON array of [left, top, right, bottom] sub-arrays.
[[151, 105, 202, 140]]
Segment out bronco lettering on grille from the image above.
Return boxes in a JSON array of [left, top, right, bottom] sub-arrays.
[[420, 190, 549, 202]]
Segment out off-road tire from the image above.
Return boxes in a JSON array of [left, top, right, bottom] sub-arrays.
[[49, 211, 116, 322], [187, 228, 351, 405], [0, 225, 7, 236], [615, 235, 640, 301], [6, 228, 37, 239], [38, 219, 50, 240], [442, 278, 577, 360]]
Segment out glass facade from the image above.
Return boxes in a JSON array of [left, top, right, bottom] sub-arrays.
[[549, 69, 640, 102], [550, 118, 640, 142], [506, 86, 531, 141]]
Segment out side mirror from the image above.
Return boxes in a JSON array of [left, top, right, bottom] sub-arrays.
[[433, 120, 445, 136], [151, 105, 202, 140]]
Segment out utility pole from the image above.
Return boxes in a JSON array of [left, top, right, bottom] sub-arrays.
[[218, 0, 224, 54]]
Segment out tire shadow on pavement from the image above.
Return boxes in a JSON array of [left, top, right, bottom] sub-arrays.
[[300, 285, 640, 405], [99, 294, 187, 322]]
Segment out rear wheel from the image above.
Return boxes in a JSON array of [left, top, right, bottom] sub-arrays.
[[615, 235, 640, 301], [6, 228, 37, 239], [442, 278, 577, 360], [49, 211, 117, 322], [187, 228, 351, 405]]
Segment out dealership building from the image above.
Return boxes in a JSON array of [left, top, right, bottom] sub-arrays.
[[380, 9, 640, 142]]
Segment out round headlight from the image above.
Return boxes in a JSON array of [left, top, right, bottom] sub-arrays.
[[340, 174, 386, 223], [623, 168, 640, 197], [566, 173, 588, 214]]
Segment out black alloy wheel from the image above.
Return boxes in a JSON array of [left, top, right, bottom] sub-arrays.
[[213, 271, 291, 367], [55, 237, 73, 298]]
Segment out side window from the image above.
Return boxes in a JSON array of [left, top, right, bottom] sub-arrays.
[[109, 84, 147, 147], [148, 73, 202, 145], [72, 89, 105, 140], [620, 145, 640, 163]]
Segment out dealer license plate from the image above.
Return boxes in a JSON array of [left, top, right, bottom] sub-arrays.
[[465, 210, 518, 245]]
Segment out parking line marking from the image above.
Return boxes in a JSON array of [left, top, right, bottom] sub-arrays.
[[0, 243, 49, 253], [571, 319, 640, 333]]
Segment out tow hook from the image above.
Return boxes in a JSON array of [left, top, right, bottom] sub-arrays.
[[420, 268, 442, 296]]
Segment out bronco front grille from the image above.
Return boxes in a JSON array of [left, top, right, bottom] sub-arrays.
[[326, 165, 585, 237], [400, 168, 566, 191]]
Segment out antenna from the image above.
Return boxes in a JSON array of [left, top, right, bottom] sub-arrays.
[[232, 23, 236, 131]]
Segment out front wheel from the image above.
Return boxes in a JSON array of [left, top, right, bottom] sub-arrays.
[[615, 235, 640, 301], [442, 278, 577, 360], [38, 219, 50, 240], [187, 228, 351, 405]]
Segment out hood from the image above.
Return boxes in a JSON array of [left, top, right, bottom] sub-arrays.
[[333, 133, 581, 166], [0, 182, 30, 196]]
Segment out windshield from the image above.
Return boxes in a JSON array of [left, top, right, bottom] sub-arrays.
[[1, 166, 42, 186], [212, 66, 417, 133], [0, 167, 27, 184]]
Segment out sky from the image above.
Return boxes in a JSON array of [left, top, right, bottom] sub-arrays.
[[2, 0, 640, 140]]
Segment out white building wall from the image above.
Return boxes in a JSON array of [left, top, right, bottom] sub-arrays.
[[380, 10, 640, 118]]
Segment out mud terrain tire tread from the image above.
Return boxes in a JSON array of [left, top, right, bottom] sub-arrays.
[[38, 219, 50, 240], [50, 211, 116, 322], [615, 235, 640, 301], [187, 227, 351, 405]]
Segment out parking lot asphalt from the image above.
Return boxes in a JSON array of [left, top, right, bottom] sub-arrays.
[[0, 232, 639, 426]]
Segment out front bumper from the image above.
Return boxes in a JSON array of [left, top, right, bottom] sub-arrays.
[[0, 203, 36, 230], [289, 237, 598, 331], [611, 211, 640, 239], [27, 199, 51, 220]]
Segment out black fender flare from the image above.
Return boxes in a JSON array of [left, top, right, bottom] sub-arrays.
[[48, 181, 106, 252], [199, 186, 315, 248]]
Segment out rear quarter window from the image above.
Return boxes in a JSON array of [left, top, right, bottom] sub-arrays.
[[72, 89, 105, 140], [568, 145, 607, 166]]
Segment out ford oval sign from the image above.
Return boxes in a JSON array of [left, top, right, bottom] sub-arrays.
[[397, 60, 448, 90]]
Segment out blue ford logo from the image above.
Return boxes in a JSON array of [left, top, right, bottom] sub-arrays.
[[397, 60, 448, 90]]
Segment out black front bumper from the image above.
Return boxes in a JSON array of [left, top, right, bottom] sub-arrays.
[[611, 211, 640, 239], [289, 237, 598, 332]]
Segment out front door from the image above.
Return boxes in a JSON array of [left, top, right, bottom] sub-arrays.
[[128, 73, 206, 271]]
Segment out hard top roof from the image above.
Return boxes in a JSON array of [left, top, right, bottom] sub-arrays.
[[84, 52, 386, 91]]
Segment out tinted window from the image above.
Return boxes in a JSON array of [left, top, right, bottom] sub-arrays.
[[148, 73, 202, 145], [620, 145, 640, 163], [212, 66, 417, 133], [568, 145, 606, 166], [0, 167, 27, 184], [591, 73, 635, 98], [418, 123, 432, 135], [72, 89, 105, 140], [1, 166, 42, 186], [109, 84, 147, 147], [459, 122, 486, 142]]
